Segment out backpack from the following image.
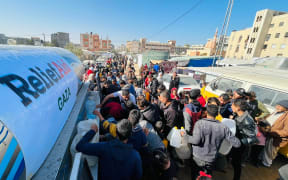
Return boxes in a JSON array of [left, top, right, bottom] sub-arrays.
[[184, 106, 202, 134]]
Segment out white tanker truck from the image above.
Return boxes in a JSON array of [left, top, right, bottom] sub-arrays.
[[0, 45, 97, 180]]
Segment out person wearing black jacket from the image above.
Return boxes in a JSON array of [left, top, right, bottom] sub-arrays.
[[219, 93, 233, 118], [159, 91, 179, 137], [137, 96, 161, 125], [147, 74, 159, 99], [231, 99, 258, 180], [168, 72, 180, 93]]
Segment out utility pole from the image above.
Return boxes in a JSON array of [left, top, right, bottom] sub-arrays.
[[213, 0, 234, 67]]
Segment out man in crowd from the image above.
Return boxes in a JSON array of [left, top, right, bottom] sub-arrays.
[[153, 63, 160, 73], [147, 74, 159, 100], [233, 88, 248, 100], [137, 96, 160, 125], [76, 119, 142, 180], [219, 93, 233, 119], [184, 104, 241, 179], [96, 85, 136, 109], [247, 91, 270, 121], [183, 89, 203, 135], [169, 71, 180, 93], [159, 91, 179, 137], [231, 99, 258, 180]]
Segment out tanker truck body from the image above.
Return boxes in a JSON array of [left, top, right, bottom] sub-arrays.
[[0, 45, 85, 179]]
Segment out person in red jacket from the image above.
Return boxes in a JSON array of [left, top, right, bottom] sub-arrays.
[[170, 88, 179, 100], [87, 67, 93, 76]]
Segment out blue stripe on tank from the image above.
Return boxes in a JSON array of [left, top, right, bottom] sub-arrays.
[[0, 138, 17, 179], [0, 130, 8, 144], [0, 125, 4, 134], [7, 152, 23, 180], [13, 159, 25, 180]]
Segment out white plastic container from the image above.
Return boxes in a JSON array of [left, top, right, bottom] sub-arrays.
[[167, 127, 177, 141], [175, 127, 191, 159], [70, 119, 99, 166], [170, 129, 182, 148], [219, 118, 236, 155]]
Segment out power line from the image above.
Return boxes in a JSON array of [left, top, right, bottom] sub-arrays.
[[148, 0, 204, 39]]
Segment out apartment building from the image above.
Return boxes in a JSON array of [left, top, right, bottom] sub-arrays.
[[226, 9, 288, 60], [80, 32, 111, 52], [126, 40, 140, 54], [126, 38, 176, 54], [51, 32, 69, 48]]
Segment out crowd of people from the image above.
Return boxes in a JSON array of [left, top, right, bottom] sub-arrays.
[[77, 55, 288, 180]]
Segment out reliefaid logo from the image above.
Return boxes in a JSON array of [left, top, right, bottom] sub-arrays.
[[0, 59, 72, 107]]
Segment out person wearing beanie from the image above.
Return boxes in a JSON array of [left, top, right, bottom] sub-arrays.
[[259, 100, 288, 167]]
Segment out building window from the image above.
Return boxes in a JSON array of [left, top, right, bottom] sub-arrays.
[[277, 53, 283, 56], [247, 48, 252, 54], [280, 44, 286, 49], [279, 22, 284, 27], [235, 45, 240, 53], [284, 32, 288, 38], [265, 34, 271, 41], [271, 44, 276, 49], [259, 16, 262, 21], [253, 27, 259, 32], [250, 38, 256, 43], [238, 36, 242, 43], [270, 24, 274, 28], [275, 33, 280, 38], [263, 44, 267, 49], [256, 16, 263, 22]]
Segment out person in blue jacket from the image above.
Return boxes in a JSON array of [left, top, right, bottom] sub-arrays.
[[76, 119, 142, 180]]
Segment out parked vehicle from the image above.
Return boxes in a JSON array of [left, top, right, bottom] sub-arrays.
[[180, 66, 288, 157], [162, 74, 200, 93]]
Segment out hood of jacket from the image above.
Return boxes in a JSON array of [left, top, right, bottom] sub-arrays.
[[184, 100, 201, 112], [141, 104, 157, 123]]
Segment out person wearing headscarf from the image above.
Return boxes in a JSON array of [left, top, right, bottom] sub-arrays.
[[259, 100, 288, 167], [170, 88, 179, 100]]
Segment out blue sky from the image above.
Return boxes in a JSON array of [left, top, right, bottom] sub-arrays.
[[1, 0, 288, 46]]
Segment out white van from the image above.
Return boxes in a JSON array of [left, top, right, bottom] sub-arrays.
[[199, 66, 288, 112], [178, 66, 288, 157]]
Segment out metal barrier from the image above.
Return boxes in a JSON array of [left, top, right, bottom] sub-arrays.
[[70, 153, 93, 180]]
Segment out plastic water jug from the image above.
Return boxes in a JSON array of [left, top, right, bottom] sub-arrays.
[[170, 129, 181, 148], [167, 127, 177, 141], [85, 99, 96, 115]]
